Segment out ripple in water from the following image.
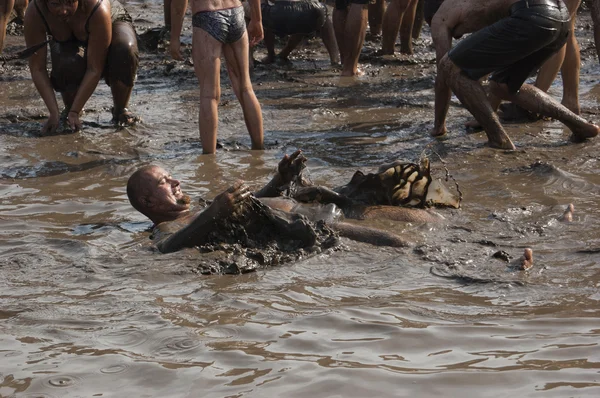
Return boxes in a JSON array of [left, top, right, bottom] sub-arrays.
[[42, 375, 81, 388], [98, 329, 149, 348], [153, 335, 202, 357], [100, 363, 129, 374], [19, 394, 57, 398]]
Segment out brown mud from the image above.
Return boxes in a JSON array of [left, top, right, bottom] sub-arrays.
[[1, 1, 600, 396]]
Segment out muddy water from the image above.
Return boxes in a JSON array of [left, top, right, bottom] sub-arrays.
[[2, 1, 600, 397]]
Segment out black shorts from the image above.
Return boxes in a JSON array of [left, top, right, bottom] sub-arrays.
[[335, 0, 374, 11], [262, 0, 327, 36], [448, 0, 570, 93], [424, 0, 444, 26]]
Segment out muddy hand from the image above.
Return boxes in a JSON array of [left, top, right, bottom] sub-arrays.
[[67, 111, 82, 132], [278, 149, 307, 184], [41, 113, 59, 134], [214, 180, 252, 216]]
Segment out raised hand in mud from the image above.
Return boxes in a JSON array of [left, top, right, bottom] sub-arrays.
[[277, 150, 307, 185], [212, 180, 252, 217]]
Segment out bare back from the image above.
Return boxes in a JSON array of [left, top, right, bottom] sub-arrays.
[[434, 0, 519, 38], [190, 0, 242, 14]]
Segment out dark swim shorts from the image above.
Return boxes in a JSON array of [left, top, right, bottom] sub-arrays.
[[335, 0, 375, 11], [192, 6, 246, 44], [448, 0, 570, 93], [262, 0, 327, 36]]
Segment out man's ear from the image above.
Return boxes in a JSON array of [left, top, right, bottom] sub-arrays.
[[141, 196, 153, 208]]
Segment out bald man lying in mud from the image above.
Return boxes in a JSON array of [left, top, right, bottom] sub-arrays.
[[127, 151, 459, 260], [429, 0, 599, 149]]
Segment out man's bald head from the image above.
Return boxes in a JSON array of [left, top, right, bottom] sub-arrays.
[[127, 165, 158, 216]]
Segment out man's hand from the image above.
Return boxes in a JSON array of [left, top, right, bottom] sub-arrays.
[[277, 149, 307, 184], [41, 113, 60, 134], [247, 19, 264, 47], [213, 180, 252, 216], [67, 111, 82, 132], [170, 40, 183, 61]]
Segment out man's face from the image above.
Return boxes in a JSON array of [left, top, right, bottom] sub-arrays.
[[144, 166, 191, 213], [47, 0, 79, 22]]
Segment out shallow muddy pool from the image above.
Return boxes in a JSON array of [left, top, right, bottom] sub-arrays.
[[1, 1, 600, 397]]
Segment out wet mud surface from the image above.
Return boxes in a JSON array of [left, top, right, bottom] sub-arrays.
[[2, 1, 600, 397]]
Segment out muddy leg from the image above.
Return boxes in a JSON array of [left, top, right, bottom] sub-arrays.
[[319, 17, 341, 65], [330, 221, 408, 247], [559, 15, 581, 114], [333, 7, 348, 65], [368, 0, 385, 38], [399, 0, 418, 54], [279, 34, 304, 61], [441, 57, 516, 149], [380, 0, 411, 55], [223, 32, 264, 151], [262, 28, 277, 64], [489, 81, 599, 141], [341, 3, 368, 76], [107, 22, 139, 124], [0, 0, 14, 53], [412, 0, 423, 39]]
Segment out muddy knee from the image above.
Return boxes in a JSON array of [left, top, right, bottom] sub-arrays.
[[106, 22, 139, 87]]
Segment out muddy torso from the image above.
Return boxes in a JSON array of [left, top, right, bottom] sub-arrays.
[[441, 0, 517, 38]]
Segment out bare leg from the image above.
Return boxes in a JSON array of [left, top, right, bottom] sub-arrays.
[[399, 0, 418, 54], [0, 0, 14, 53], [193, 28, 223, 154], [593, 0, 600, 63], [380, 0, 411, 55], [559, 14, 581, 114], [412, 0, 423, 39], [223, 32, 264, 151], [262, 28, 277, 64], [368, 0, 385, 37], [279, 34, 304, 60], [332, 7, 347, 65], [164, 0, 172, 30], [319, 17, 341, 65], [107, 22, 139, 124], [440, 57, 516, 149], [341, 3, 368, 76], [489, 81, 599, 140]]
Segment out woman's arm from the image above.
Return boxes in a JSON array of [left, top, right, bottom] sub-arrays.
[[67, 1, 112, 130], [24, 3, 60, 134]]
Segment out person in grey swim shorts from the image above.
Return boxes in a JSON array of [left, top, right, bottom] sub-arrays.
[[170, 0, 265, 154]]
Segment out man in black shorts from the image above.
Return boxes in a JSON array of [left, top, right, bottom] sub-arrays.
[[245, 0, 339, 65], [429, 0, 599, 149], [333, 0, 370, 76]]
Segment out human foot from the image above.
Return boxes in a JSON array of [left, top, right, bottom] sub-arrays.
[[113, 108, 139, 126]]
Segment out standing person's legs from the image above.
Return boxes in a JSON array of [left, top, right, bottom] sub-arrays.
[[341, 2, 367, 76], [332, 5, 348, 64], [279, 33, 305, 60], [380, 0, 413, 55], [319, 16, 341, 64], [399, 0, 418, 53], [262, 27, 278, 63], [0, 0, 14, 52], [106, 21, 139, 124], [193, 27, 224, 154], [164, 0, 172, 29], [368, 0, 385, 38], [412, 0, 424, 39], [223, 32, 264, 151]]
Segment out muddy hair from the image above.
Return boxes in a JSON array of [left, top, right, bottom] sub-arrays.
[[126, 165, 156, 216]]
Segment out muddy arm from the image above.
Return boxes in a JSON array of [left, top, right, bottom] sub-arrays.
[[330, 221, 409, 247], [157, 181, 251, 253], [254, 150, 307, 198]]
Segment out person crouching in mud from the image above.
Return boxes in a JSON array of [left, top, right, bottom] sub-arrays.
[[170, 0, 265, 155], [24, 0, 139, 134], [428, 0, 599, 149], [127, 151, 458, 257], [243, 0, 340, 66]]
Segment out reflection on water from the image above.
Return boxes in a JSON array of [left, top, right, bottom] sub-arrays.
[[2, 5, 600, 398]]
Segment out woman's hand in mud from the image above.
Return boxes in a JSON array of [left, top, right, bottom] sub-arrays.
[[247, 20, 264, 47], [41, 113, 60, 134], [170, 40, 183, 61], [277, 150, 307, 184], [213, 180, 252, 216], [67, 111, 82, 132]]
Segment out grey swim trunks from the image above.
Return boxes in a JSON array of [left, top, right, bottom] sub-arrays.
[[192, 6, 246, 44]]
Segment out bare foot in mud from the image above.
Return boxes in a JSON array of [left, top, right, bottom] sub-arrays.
[[113, 108, 139, 126], [430, 125, 447, 137], [559, 203, 575, 222], [341, 66, 364, 77], [520, 248, 533, 270], [569, 122, 600, 141]]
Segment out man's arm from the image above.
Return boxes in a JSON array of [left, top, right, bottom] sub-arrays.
[[170, 0, 188, 60], [157, 181, 251, 253], [430, 11, 454, 137], [254, 150, 307, 198]]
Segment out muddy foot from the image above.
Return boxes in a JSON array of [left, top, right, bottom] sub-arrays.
[[570, 122, 600, 141], [113, 108, 139, 126], [261, 55, 275, 64], [464, 119, 483, 132], [520, 248, 533, 270], [488, 137, 516, 150]]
